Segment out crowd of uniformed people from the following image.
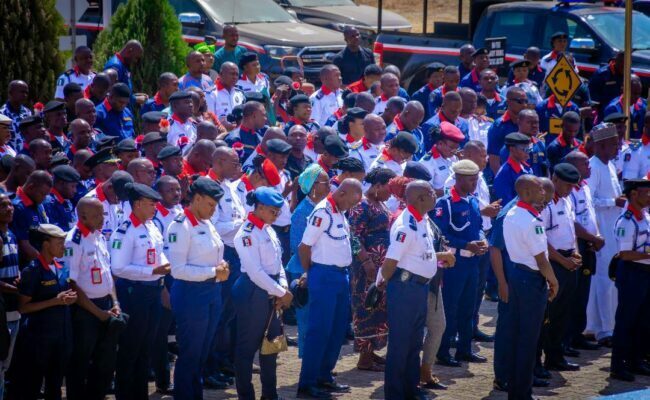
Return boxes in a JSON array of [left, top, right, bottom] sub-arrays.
[[0, 23, 648, 400]]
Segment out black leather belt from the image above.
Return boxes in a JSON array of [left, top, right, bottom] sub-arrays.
[[394, 267, 430, 285]]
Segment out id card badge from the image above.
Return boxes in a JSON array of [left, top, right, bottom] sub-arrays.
[[91, 267, 102, 285], [147, 248, 156, 265]]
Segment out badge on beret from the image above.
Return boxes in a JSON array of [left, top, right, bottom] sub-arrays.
[[616, 227, 625, 237], [169, 233, 177, 243], [112, 240, 122, 249], [64, 248, 73, 256], [242, 236, 252, 247], [396, 232, 406, 243], [535, 226, 544, 235], [312, 216, 322, 227]]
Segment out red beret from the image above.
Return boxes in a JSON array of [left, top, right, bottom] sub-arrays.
[[261, 158, 281, 186], [439, 121, 464, 143]]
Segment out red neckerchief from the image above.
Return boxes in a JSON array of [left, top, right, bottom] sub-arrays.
[[427, 82, 436, 91], [331, 175, 341, 187], [502, 110, 512, 123], [241, 174, 254, 191], [16, 187, 34, 207], [619, 96, 644, 112], [306, 133, 315, 150], [184, 208, 199, 227], [381, 148, 393, 161], [247, 212, 265, 229], [333, 108, 343, 120], [321, 86, 333, 96], [37, 254, 63, 273], [95, 183, 107, 202], [557, 134, 578, 148], [208, 168, 221, 183], [115, 52, 125, 64], [380, 93, 389, 102], [450, 186, 465, 203], [254, 144, 266, 157], [507, 157, 524, 174], [171, 113, 187, 124], [344, 134, 357, 144], [627, 204, 644, 221], [608, 61, 616, 75], [102, 98, 112, 112], [317, 157, 330, 172], [69, 144, 89, 155], [83, 85, 92, 99], [239, 125, 256, 135], [129, 213, 143, 227], [156, 202, 170, 217], [441, 85, 456, 96], [549, 50, 559, 60], [431, 146, 442, 159], [481, 90, 501, 102], [347, 79, 367, 93], [393, 114, 405, 131], [574, 180, 587, 192], [73, 65, 81, 76], [182, 159, 206, 177], [516, 200, 540, 216], [547, 95, 574, 110], [437, 111, 449, 123], [470, 68, 480, 84], [407, 204, 423, 222], [362, 137, 373, 150], [50, 188, 65, 204], [153, 92, 164, 106], [578, 143, 588, 155], [642, 132, 649, 146], [145, 157, 160, 169], [326, 194, 338, 213], [76, 221, 91, 237], [215, 79, 226, 91]]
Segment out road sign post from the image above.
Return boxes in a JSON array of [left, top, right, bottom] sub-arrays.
[[544, 55, 582, 107], [624, 0, 633, 141]]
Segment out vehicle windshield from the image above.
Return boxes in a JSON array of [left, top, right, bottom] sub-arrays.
[[289, 0, 355, 6], [198, 0, 294, 24], [584, 11, 650, 50]]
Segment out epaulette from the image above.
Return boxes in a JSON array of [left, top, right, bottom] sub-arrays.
[[629, 141, 642, 151], [243, 221, 254, 232], [236, 182, 245, 193], [63, 69, 75, 77], [350, 141, 363, 150], [315, 91, 324, 100], [421, 152, 432, 161], [174, 214, 186, 223], [116, 220, 131, 234], [408, 215, 418, 231], [623, 210, 633, 220], [71, 228, 82, 245]]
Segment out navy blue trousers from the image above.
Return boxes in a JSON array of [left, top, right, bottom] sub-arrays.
[[114, 279, 162, 400], [384, 274, 428, 400], [233, 274, 278, 400], [208, 245, 241, 374], [611, 261, 650, 372], [473, 253, 490, 334], [298, 264, 350, 388], [506, 266, 547, 400], [171, 279, 222, 400], [438, 257, 479, 359]]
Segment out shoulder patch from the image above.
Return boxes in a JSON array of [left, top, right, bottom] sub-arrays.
[[311, 215, 323, 227], [422, 153, 432, 161], [408, 215, 418, 231], [315, 91, 324, 100], [396, 231, 407, 243], [71, 228, 82, 244], [623, 210, 633, 220], [116, 220, 131, 234], [64, 247, 73, 257], [629, 141, 642, 151], [243, 221, 254, 232], [616, 226, 626, 237], [242, 236, 252, 247], [174, 214, 186, 223], [168, 233, 177, 243]]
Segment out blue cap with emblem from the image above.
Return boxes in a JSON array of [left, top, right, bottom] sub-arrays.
[[252, 186, 284, 208]]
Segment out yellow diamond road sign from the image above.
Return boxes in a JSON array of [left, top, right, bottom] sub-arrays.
[[544, 55, 582, 107]]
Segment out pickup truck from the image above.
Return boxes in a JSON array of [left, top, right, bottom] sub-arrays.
[[57, 0, 345, 81], [373, 0, 650, 93]]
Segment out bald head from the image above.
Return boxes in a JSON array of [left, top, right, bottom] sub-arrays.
[[405, 180, 433, 204], [76, 197, 104, 229], [127, 158, 155, 186], [564, 150, 588, 165], [75, 98, 95, 114], [401, 101, 425, 130], [196, 121, 220, 141], [333, 178, 363, 211], [515, 175, 539, 196], [261, 127, 286, 148], [355, 92, 376, 114]]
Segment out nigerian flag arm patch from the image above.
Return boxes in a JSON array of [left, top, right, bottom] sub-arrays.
[[535, 226, 544, 235], [112, 240, 122, 249]]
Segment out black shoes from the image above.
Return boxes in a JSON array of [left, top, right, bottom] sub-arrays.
[[473, 330, 495, 342], [456, 352, 487, 363], [545, 359, 580, 371], [610, 370, 635, 382], [532, 377, 550, 387], [563, 347, 581, 358], [598, 336, 613, 348], [534, 364, 551, 379], [493, 379, 508, 392], [572, 337, 601, 350], [436, 356, 461, 367], [155, 384, 174, 395], [297, 386, 334, 399], [317, 381, 350, 392]]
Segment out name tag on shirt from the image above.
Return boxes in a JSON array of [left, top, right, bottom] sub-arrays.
[[91, 267, 102, 284], [147, 249, 156, 265]]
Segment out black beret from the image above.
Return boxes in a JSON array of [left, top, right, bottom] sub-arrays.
[[511, 59, 531, 69], [335, 157, 364, 172], [239, 52, 259, 69], [472, 48, 489, 57], [190, 176, 224, 201], [142, 131, 166, 146], [63, 82, 83, 97], [18, 115, 43, 131], [142, 111, 167, 124], [551, 31, 568, 41], [244, 91, 266, 103], [84, 147, 119, 169], [290, 279, 308, 308], [127, 182, 162, 202], [504, 132, 531, 146], [323, 135, 349, 158], [112, 83, 131, 98], [0, 155, 14, 172], [169, 91, 191, 102], [553, 163, 581, 184], [604, 112, 628, 123], [157, 145, 182, 160], [391, 131, 418, 154], [229, 105, 244, 121], [266, 138, 292, 154], [273, 75, 293, 88], [290, 94, 310, 106], [346, 107, 368, 120], [51, 165, 81, 182], [43, 100, 65, 113], [112, 172, 134, 201], [623, 179, 650, 193], [403, 161, 432, 181], [95, 135, 119, 151], [426, 62, 446, 74], [343, 92, 357, 109], [116, 138, 138, 153], [50, 152, 71, 167]]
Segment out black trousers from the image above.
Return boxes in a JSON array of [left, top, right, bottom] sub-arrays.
[[66, 296, 120, 400], [542, 253, 578, 362], [565, 240, 596, 345]]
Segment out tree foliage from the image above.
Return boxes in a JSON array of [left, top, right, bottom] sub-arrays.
[[0, 0, 66, 104], [93, 0, 189, 94]]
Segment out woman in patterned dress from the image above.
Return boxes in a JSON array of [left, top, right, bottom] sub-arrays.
[[348, 168, 396, 371]]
